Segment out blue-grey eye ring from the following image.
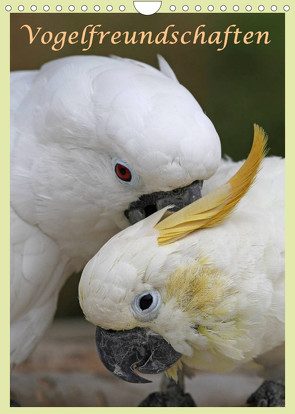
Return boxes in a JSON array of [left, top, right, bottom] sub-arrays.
[[131, 290, 162, 322]]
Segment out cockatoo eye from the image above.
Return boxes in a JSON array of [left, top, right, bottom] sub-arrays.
[[131, 290, 162, 322], [114, 160, 132, 182]]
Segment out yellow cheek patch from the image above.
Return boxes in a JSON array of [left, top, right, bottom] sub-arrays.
[[163, 256, 238, 322]]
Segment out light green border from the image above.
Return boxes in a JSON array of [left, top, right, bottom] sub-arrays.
[[1, 0, 293, 412]]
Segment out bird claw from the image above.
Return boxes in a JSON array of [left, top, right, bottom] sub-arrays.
[[247, 380, 285, 407], [138, 391, 196, 407], [138, 380, 196, 407]]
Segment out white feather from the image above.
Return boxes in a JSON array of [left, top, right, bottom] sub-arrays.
[[157, 55, 179, 82], [11, 55, 221, 365], [79, 156, 284, 375]]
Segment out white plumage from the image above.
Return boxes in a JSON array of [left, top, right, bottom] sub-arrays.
[[11, 55, 221, 366], [79, 148, 284, 377]]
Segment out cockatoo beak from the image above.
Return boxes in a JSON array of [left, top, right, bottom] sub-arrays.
[[125, 180, 203, 225], [95, 326, 182, 383]]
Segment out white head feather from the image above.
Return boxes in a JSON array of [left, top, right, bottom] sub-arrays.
[[11, 55, 220, 260]]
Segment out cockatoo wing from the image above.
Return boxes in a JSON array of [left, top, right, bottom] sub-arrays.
[[10, 206, 69, 365]]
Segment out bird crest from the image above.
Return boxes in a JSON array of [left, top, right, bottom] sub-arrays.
[[155, 124, 268, 245]]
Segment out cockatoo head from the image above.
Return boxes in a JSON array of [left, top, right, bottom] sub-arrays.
[[13, 55, 220, 254], [79, 210, 190, 383], [89, 55, 221, 227], [79, 126, 267, 383]]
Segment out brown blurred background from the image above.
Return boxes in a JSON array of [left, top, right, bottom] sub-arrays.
[[11, 12, 285, 319]]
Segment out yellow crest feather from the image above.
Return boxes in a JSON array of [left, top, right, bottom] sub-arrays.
[[155, 124, 268, 245]]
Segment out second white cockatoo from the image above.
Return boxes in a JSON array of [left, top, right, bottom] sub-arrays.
[[79, 126, 285, 406], [11, 55, 221, 367]]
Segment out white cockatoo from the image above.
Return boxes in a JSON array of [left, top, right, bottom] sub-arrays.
[[11, 55, 221, 367], [79, 126, 285, 406]]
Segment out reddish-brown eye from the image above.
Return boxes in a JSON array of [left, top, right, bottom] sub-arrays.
[[115, 163, 132, 182]]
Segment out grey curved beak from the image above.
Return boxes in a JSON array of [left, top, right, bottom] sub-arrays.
[[125, 180, 203, 225], [95, 326, 182, 383]]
